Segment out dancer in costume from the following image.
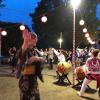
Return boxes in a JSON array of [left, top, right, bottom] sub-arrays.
[[16, 29, 44, 100]]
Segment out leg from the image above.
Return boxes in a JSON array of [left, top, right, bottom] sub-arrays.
[[49, 59, 53, 69], [50, 59, 53, 69], [29, 76, 40, 100], [11, 65, 15, 73], [19, 76, 29, 100], [77, 77, 91, 96]]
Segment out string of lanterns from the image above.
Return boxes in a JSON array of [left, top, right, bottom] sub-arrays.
[[0, 11, 95, 45], [0, 18, 96, 45], [41, 15, 96, 45], [79, 19, 95, 45]]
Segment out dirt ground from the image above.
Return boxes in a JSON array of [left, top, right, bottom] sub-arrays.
[[0, 64, 100, 100]]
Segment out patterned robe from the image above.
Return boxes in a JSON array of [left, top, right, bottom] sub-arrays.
[[85, 57, 100, 88], [16, 48, 43, 100]]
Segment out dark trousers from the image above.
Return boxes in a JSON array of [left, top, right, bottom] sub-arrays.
[[49, 59, 53, 69]]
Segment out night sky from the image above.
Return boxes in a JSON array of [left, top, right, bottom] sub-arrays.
[[0, 0, 100, 31]]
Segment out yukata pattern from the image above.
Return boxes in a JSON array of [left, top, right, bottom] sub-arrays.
[[17, 48, 41, 100], [19, 75, 40, 100], [86, 57, 100, 88]]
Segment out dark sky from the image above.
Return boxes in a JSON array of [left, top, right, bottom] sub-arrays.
[[0, 0, 100, 31]]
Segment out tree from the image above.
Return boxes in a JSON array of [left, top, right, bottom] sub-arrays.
[[0, 0, 4, 7], [30, 0, 100, 49], [78, 0, 100, 42], [0, 0, 5, 16], [0, 22, 23, 56]]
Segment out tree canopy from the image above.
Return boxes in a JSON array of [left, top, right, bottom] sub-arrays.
[[0, 22, 23, 56], [31, 0, 100, 49], [0, 0, 5, 8]]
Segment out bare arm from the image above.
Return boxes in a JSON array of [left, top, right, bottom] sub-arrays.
[[87, 71, 100, 74]]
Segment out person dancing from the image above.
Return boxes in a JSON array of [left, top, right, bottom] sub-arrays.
[[16, 29, 44, 100]]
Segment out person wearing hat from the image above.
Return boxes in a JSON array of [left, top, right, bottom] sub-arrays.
[[16, 29, 44, 100]]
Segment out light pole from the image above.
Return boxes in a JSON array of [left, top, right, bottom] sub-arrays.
[[58, 32, 63, 49], [70, 0, 81, 85], [0, 29, 2, 58], [0, 29, 7, 64]]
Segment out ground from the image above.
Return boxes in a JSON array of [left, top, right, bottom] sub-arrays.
[[0, 64, 99, 100]]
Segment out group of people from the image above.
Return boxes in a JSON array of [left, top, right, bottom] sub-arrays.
[[8, 29, 100, 100]]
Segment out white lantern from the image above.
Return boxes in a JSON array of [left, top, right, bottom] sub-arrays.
[[91, 41, 95, 44], [1, 30, 7, 36], [83, 28, 87, 33], [89, 40, 95, 44], [79, 20, 85, 26], [41, 16, 47, 23], [87, 37, 91, 41], [85, 33, 89, 38], [20, 25, 25, 30]]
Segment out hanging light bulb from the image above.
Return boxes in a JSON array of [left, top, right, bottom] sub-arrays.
[[87, 37, 91, 41], [1, 30, 7, 36], [89, 40, 95, 44], [20, 25, 25, 30], [41, 16, 47, 23], [91, 41, 95, 44], [83, 28, 87, 33], [79, 19, 85, 26], [85, 33, 89, 38]]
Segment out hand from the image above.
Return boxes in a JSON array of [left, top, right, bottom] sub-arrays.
[[28, 56, 44, 64], [22, 29, 31, 42]]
